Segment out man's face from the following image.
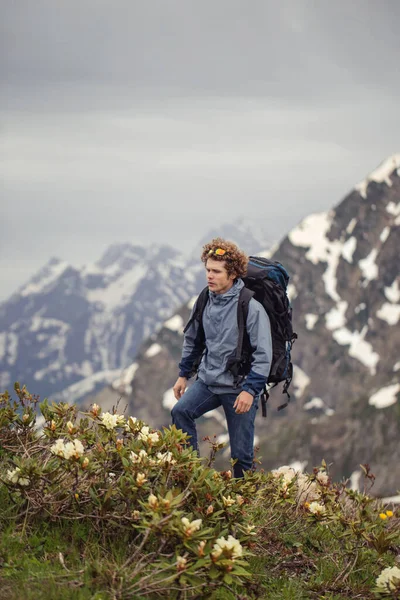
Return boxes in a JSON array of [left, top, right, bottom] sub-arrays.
[[205, 258, 236, 295]]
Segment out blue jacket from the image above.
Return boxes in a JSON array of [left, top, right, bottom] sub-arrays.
[[178, 279, 272, 396]]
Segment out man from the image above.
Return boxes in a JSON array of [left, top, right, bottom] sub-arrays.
[[171, 238, 272, 478]]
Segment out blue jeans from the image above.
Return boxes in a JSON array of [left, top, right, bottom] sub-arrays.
[[171, 379, 258, 478]]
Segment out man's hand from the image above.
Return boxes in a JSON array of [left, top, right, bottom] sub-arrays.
[[233, 390, 254, 414], [173, 377, 188, 400]]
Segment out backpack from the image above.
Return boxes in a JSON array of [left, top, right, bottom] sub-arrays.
[[183, 256, 297, 417]]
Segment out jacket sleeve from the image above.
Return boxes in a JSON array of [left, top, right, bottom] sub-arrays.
[[241, 299, 272, 397], [178, 305, 205, 378]]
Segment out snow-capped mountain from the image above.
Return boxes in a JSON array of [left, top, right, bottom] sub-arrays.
[[87, 154, 400, 496], [0, 224, 269, 404]]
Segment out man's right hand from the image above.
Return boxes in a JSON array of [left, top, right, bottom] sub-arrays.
[[173, 376, 188, 400]]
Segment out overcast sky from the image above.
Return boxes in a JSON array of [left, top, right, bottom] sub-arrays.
[[1, 0, 399, 301]]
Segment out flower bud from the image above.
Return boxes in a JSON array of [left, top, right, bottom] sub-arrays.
[[91, 403, 100, 417], [148, 494, 158, 509]]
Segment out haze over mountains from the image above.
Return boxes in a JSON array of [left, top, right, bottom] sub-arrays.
[[1, 154, 399, 495]]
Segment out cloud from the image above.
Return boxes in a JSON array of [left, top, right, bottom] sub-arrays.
[[0, 0, 399, 301]]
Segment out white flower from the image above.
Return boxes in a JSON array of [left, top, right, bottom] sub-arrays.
[[73, 439, 84, 456], [6, 467, 30, 487], [50, 438, 84, 460], [157, 451, 176, 465], [66, 421, 74, 434], [130, 451, 140, 463], [222, 495, 235, 507], [139, 426, 150, 439], [91, 403, 100, 416], [212, 535, 243, 560], [308, 501, 326, 516], [131, 449, 149, 464], [376, 566, 400, 592], [50, 438, 66, 457], [148, 494, 158, 508], [7, 468, 20, 484], [136, 473, 147, 486], [139, 426, 159, 444], [181, 517, 202, 536], [272, 466, 296, 481], [100, 412, 125, 431], [125, 416, 138, 431], [316, 471, 329, 485], [176, 556, 187, 571]]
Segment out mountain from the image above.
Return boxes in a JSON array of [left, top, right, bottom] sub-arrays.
[[0, 223, 269, 405], [86, 154, 400, 496]]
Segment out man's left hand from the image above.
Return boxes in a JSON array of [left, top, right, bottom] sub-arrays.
[[233, 391, 254, 414]]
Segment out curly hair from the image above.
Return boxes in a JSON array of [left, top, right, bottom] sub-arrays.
[[201, 237, 248, 279]]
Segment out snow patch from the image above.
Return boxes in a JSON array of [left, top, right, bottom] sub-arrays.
[[380, 227, 390, 243], [20, 260, 70, 296], [0, 332, 18, 366], [30, 316, 69, 334], [288, 212, 332, 265], [187, 296, 198, 310], [112, 363, 139, 395], [333, 326, 379, 374], [51, 370, 122, 404], [0, 371, 11, 389], [341, 237, 357, 263], [145, 343, 162, 358], [346, 218, 357, 234], [258, 242, 279, 259], [384, 280, 400, 303], [386, 201, 400, 216], [34, 361, 63, 381], [368, 384, 400, 409], [87, 264, 147, 310], [304, 397, 324, 410], [325, 301, 348, 330], [359, 249, 379, 286], [349, 470, 362, 492], [355, 154, 400, 198], [0, 333, 5, 361], [355, 303, 366, 314], [163, 388, 177, 411], [164, 314, 184, 333], [292, 366, 310, 397], [381, 495, 400, 505], [288, 460, 308, 473], [377, 303, 400, 326], [287, 284, 297, 302], [305, 314, 318, 330]]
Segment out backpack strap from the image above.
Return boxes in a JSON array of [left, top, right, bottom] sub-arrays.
[[236, 287, 254, 362], [227, 286, 255, 387], [183, 287, 209, 334]]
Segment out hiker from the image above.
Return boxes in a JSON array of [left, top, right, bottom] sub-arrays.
[[171, 238, 272, 478]]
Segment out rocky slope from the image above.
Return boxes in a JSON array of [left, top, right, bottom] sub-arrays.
[[87, 154, 400, 496]]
